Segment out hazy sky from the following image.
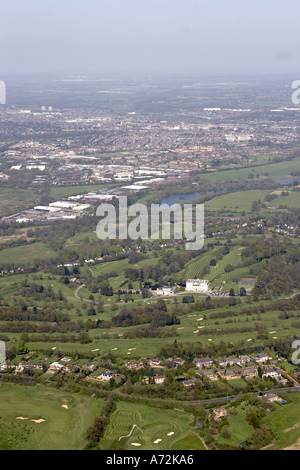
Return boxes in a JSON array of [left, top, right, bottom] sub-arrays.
[[1, 0, 300, 77]]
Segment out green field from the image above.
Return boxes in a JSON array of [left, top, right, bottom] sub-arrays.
[[263, 393, 300, 449], [0, 383, 102, 450], [100, 400, 204, 451], [0, 242, 56, 264], [199, 157, 300, 183]]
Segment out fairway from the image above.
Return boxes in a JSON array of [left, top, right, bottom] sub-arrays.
[[0, 383, 102, 450], [100, 401, 201, 451]]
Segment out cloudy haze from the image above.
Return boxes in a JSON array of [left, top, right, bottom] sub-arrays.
[[0, 0, 299, 77]]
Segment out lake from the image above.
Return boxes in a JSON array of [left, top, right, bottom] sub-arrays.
[[160, 191, 203, 205]]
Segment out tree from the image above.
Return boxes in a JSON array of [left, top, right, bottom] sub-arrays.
[[239, 287, 247, 296], [229, 288, 235, 297], [16, 340, 29, 356]]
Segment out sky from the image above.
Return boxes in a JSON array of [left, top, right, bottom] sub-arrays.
[[0, 0, 300, 78]]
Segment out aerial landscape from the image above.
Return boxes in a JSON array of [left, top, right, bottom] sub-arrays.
[[1, 0, 300, 456]]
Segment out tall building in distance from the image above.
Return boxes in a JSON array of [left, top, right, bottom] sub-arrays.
[[0, 81, 6, 105]]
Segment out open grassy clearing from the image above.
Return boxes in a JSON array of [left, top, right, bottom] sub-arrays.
[[199, 156, 300, 183], [0, 188, 39, 218], [0, 383, 102, 450], [263, 393, 300, 449], [0, 242, 56, 264]]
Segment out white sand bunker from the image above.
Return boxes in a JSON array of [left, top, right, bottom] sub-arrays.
[[154, 439, 162, 444], [16, 417, 28, 420], [31, 419, 45, 423], [131, 443, 141, 446], [61, 404, 68, 409], [167, 432, 174, 436]]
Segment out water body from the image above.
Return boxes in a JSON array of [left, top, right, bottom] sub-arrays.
[[160, 191, 203, 206]]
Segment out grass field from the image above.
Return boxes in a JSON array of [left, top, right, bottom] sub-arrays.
[[0, 383, 102, 450], [263, 393, 300, 449], [100, 401, 205, 451], [217, 406, 253, 446], [0, 242, 56, 264], [199, 157, 300, 183], [0, 188, 38, 218]]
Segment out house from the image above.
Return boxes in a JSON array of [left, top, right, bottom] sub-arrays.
[[185, 279, 209, 292], [154, 375, 165, 384], [47, 362, 64, 373], [82, 362, 96, 372], [16, 361, 34, 372], [0, 362, 15, 371], [262, 367, 282, 380], [236, 355, 251, 365], [241, 366, 258, 379], [156, 286, 176, 296], [218, 358, 237, 368], [62, 363, 80, 373], [125, 360, 144, 370], [200, 370, 219, 381], [98, 370, 119, 381], [33, 363, 45, 371], [254, 353, 273, 363], [173, 357, 185, 366], [263, 393, 281, 403], [193, 357, 213, 369], [149, 358, 161, 367], [181, 377, 198, 387], [213, 407, 227, 419], [218, 369, 242, 380]]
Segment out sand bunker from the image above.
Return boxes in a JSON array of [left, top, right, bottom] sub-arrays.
[[167, 432, 174, 436], [31, 419, 45, 423], [16, 417, 28, 420], [61, 404, 68, 409], [154, 439, 162, 444], [131, 443, 141, 446]]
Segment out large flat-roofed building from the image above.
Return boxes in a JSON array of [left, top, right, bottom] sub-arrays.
[[185, 279, 209, 292]]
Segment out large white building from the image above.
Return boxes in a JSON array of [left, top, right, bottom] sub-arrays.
[[185, 279, 210, 293]]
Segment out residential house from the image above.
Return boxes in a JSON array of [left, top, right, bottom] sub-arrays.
[[182, 377, 200, 387], [125, 360, 144, 370], [218, 358, 237, 368], [16, 361, 34, 372], [154, 375, 165, 384], [213, 407, 227, 419], [236, 355, 251, 365], [156, 286, 176, 296], [262, 367, 282, 380], [193, 357, 213, 369], [173, 357, 185, 367], [218, 369, 242, 380], [47, 362, 64, 373], [241, 366, 258, 379], [62, 363, 80, 373], [82, 362, 96, 372], [98, 370, 119, 381], [149, 358, 161, 367], [200, 370, 219, 381], [254, 353, 273, 363], [263, 393, 281, 403]]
